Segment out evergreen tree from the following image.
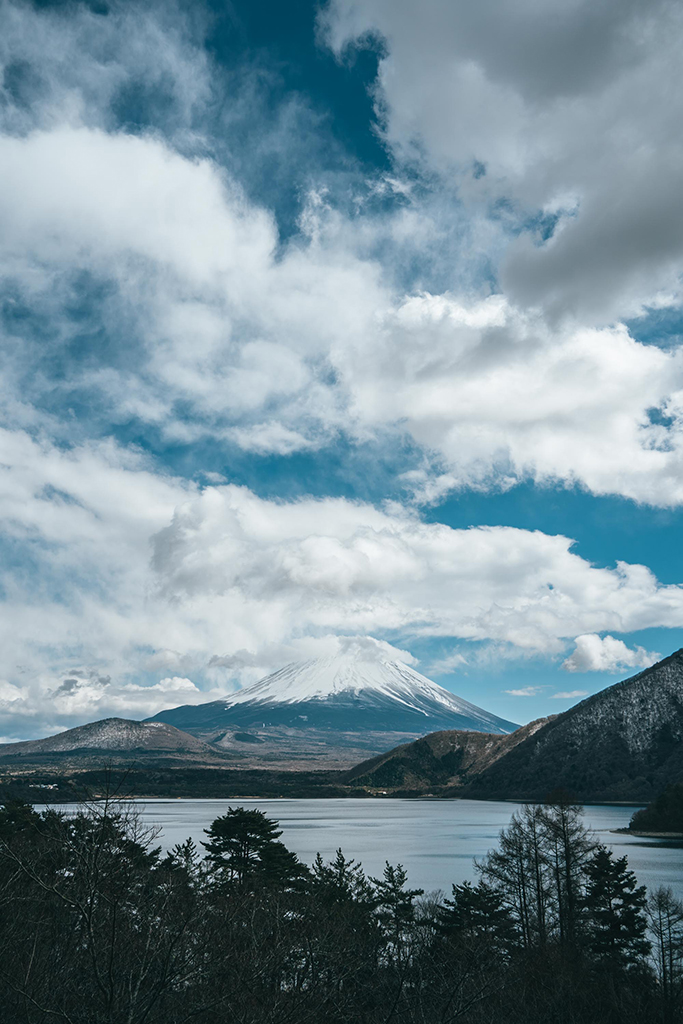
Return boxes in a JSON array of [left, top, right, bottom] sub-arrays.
[[203, 806, 285, 883], [162, 836, 202, 885], [582, 845, 651, 970], [0, 798, 42, 839], [438, 879, 517, 956], [371, 862, 424, 957], [310, 847, 375, 906], [258, 838, 309, 888], [631, 784, 683, 834]]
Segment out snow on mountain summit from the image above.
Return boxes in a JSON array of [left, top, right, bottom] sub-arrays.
[[223, 647, 488, 720], [149, 637, 519, 737]]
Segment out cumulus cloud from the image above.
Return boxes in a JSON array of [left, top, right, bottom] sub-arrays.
[[338, 293, 683, 505], [149, 479, 683, 655], [0, 430, 681, 736], [551, 690, 589, 700], [0, 0, 210, 139], [2, 126, 683, 504], [207, 635, 416, 674], [0, 0, 682, 512], [0, 2, 681, 506], [561, 634, 660, 673], [0, 669, 228, 741], [504, 687, 543, 697], [150, 485, 683, 655], [323, 0, 683, 323]]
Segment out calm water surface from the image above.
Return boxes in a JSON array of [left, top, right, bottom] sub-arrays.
[[117, 798, 683, 897]]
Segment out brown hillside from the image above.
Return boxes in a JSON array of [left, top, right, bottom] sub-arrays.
[[341, 718, 552, 793]]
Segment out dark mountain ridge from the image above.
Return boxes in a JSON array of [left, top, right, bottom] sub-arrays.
[[467, 647, 683, 801], [346, 649, 683, 802]]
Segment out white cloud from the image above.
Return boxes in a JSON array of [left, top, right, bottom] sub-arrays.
[[2, 126, 683, 505], [0, 7, 682, 510], [323, 0, 683, 323], [504, 687, 543, 697], [228, 423, 320, 456], [338, 293, 683, 506], [0, 680, 26, 703], [0, 0, 210, 139], [561, 634, 660, 673], [428, 651, 469, 676], [0, 670, 229, 739], [0, 432, 680, 735], [1, 2, 683, 513], [551, 690, 588, 700], [151, 485, 683, 655]]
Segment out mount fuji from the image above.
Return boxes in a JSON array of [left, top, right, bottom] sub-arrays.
[[148, 640, 518, 762]]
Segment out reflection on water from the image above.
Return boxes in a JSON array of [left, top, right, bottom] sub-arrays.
[[114, 798, 683, 898]]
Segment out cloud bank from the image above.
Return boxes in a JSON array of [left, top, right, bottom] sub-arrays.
[[0, 429, 680, 735], [323, 0, 683, 322], [2, 126, 683, 505]]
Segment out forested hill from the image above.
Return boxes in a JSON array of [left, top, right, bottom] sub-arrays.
[[629, 783, 683, 834], [341, 718, 551, 793], [467, 648, 683, 801], [346, 649, 683, 802]]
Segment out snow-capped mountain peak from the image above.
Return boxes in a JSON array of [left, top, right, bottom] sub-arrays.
[[149, 637, 518, 737], [225, 652, 462, 710], [213, 641, 516, 734]]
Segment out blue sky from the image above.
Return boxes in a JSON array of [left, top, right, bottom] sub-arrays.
[[1, 0, 683, 738]]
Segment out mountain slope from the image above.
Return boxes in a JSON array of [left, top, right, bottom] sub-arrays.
[[341, 719, 552, 793], [465, 648, 683, 801], [149, 646, 518, 742], [341, 648, 683, 801]]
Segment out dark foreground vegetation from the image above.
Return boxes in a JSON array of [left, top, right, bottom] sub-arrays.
[[0, 766, 349, 803], [1, 797, 682, 1024]]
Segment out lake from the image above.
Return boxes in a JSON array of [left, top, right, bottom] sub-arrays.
[[117, 798, 683, 897]]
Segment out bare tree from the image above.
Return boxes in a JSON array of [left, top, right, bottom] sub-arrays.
[[648, 886, 683, 1005]]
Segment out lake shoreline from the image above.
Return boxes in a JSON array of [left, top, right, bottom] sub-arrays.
[[0, 765, 651, 807], [33, 796, 678, 900], [613, 827, 683, 839]]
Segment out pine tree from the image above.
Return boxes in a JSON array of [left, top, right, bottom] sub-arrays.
[[310, 848, 375, 906], [582, 845, 651, 970], [258, 839, 309, 888], [371, 862, 424, 950], [162, 836, 201, 886], [438, 879, 517, 956], [202, 807, 285, 883]]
